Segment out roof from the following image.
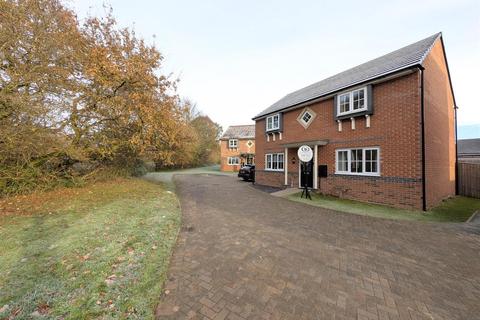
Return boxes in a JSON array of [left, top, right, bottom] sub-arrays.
[[220, 125, 255, 140], [458, 139, 480, 156], [253, 33, 442, 119]]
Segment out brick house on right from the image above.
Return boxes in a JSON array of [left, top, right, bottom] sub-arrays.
[[253, 33, 457, 210]]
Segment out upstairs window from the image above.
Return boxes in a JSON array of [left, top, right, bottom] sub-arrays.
[[228, 139, 238, 148], [302, 111, 312, 123], [266, 114, 280, 131], [339, 94, 350, 114], [352, 89, 365, 111], [337, 87, 367, 116]]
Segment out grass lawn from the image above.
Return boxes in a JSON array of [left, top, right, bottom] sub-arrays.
[[287, 192, 480, 222], [0, 178, 181, 319]]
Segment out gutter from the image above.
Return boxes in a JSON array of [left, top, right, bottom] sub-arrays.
[[455, 104, 459, 195], [419, 67, 427, 211]]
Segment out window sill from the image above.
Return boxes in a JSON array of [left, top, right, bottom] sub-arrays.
[[337, 108, 368, 117], [334, 172, 380, 177], [265, 169, 285, 172]]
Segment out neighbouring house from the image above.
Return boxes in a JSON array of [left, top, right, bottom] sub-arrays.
[[458, 138, 480, 163], [220, 125, 255, 172], [252, 33, 457, 210]]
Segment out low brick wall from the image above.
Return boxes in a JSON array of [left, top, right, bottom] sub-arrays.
[[258, 171, 423, 210], [255, 170, 286, 189], [320, 175, 423, 210], [220, 162, 240, 172]]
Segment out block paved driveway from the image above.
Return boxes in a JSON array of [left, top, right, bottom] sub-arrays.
[[156, 174, 480, 320]]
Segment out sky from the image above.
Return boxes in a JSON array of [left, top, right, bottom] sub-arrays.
[[70, 0, 479, 135]]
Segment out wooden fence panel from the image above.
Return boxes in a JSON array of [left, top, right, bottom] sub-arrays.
[[458, 162, 480, 198]]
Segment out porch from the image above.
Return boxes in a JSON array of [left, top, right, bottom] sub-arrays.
[[281, 140, 328, 189]]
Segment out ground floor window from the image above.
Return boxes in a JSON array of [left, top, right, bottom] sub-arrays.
[[265, 153, 284, 171], [228, 157, 240, 165], [335, 147, 379, 175]]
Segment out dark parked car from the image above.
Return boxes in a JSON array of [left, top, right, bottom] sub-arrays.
[[238, 164, 255, 182]]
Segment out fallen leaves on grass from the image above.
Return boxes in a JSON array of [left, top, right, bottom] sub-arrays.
[[36, 303, 50, 315], [105, 274, 117, 286], [0, 178, 156, 218], [0, 177, 181, 318]]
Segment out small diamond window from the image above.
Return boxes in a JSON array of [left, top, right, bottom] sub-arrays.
[[297, 108, 316, 128], [302, 112, 312, 124], [247, 140, 253, 148]]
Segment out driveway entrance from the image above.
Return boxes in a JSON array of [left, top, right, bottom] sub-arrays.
[[156, 174, 480, 320]]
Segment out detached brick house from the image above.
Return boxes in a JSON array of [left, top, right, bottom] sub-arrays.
[[220, 125, 255, 172], [253, 33, 457, 210]]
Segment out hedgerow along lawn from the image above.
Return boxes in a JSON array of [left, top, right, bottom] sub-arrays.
[[0, 178, 181, 319]]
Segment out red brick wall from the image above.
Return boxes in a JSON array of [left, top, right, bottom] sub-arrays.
[[255, 171, 285, 188], [220, 139, 255, 172], [255, 72, 425, 209], [423, 39, 456, 208]]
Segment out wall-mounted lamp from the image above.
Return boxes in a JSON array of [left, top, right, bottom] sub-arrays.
[[292, 156, 296, 164]]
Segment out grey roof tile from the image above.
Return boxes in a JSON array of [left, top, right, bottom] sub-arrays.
[[458, 139, 480, 155], [254, 33, 441, 119], [220, 125, 255, 140]]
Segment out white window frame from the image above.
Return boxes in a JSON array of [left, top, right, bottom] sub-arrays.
[[335, 147, 380, 176], [265, 153, 284, 171], [336, 150, 349, 173], [337, 87, 368, 116], [228, 139, 238, 148], [227, 156, 240, 165], [266, 114, 280, 132]]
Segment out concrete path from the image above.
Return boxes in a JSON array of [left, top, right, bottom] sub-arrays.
[[270, 188, 301, 197], [156, 175, 480, 320], [144, 166, 235, 186]]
